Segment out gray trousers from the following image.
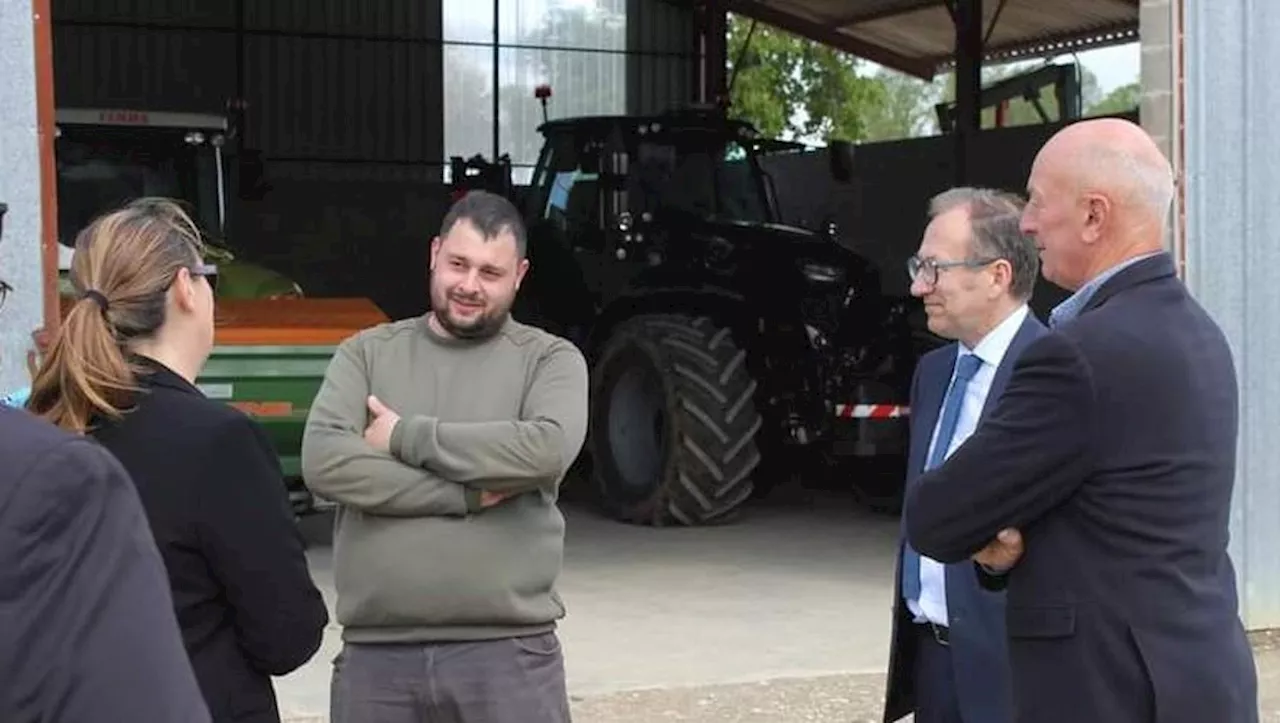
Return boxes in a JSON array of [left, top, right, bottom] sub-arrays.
[[330, 632, 572, 723]]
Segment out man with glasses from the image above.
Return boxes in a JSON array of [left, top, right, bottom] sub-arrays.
[[905, 119, 1257, 723], [883, 187, 1044, 723], [0, 205, 211, 721]]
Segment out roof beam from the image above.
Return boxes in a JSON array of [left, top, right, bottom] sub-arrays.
[[725, 0, 938, 79], [961, 19, 1139, 66], [827, 0, 940, 29]]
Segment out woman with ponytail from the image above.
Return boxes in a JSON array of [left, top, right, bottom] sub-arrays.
[[27, 198, 328, 723]]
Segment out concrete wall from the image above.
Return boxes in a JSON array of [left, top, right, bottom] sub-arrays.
[[0, 0, 42, 393], [1140, 0, 1182, 258], [1140, 0, 1176, 179], [1183, 0, 1280, 629]]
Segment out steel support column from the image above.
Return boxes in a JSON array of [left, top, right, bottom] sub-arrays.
[[952, 0, 983, 184], [1185, 0, 1280, 629], [693, 0, 728, 106], [0, 0, 55, 392]]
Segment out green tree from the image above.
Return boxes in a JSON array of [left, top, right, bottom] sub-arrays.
[[1087, 82, 1141, 116], [726, 14, 887, 142], [858, 68, 946, 141]]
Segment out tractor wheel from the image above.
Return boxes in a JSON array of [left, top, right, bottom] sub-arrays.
[[588, 313, 764, 526]]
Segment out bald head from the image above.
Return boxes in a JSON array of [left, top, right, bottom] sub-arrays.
[[1041, 118, 1174, 223], [1021, 118, 1174, 290]]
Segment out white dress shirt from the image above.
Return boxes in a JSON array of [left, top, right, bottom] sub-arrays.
[[908, 304, 1030, 626]]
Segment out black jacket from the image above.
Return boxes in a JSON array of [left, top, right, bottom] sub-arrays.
[[0, 405, 211, 722], [906, 253, 1258, 723], [91, 357, 329, 723]]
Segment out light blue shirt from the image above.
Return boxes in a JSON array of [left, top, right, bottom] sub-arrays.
[[1048, 252, 1164, 328], [908, 304, 1030, 626], [1, 386, 30, 408]]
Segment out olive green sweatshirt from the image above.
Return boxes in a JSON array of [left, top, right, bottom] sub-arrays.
[[300, 314, 588, 643]]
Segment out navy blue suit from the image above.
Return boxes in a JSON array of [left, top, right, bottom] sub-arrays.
[[884, 311, 1046, 723], [905, 253, 1258, 723], [0, 406, 211, 722]]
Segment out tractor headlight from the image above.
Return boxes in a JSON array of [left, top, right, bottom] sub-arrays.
[[799, 260, 844, 284]]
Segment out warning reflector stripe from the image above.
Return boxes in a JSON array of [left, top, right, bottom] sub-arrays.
[[834, 404, 910, 419]]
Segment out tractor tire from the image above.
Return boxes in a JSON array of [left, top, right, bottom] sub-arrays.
[[588, 313, 764, 526]]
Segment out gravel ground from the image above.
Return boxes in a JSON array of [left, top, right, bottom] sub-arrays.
[[569, 672, 886, 723], [567, 642, 1280, 723]]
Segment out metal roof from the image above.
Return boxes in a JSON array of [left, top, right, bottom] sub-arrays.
[[724, 0, 1140, 79]]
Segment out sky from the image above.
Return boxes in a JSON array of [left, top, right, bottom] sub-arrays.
[[1075, 41, 1141, 95], [863, 40, 1142, 95]]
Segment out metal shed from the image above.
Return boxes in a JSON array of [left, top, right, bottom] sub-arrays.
[[722, 0, 1139, 79]]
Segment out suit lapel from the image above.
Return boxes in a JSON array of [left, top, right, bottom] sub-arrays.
[[978, 313, 1047, 423], [907, 348, 955, 485]]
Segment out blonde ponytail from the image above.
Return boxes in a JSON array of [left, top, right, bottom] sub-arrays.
[[27, 197, 205, 433]]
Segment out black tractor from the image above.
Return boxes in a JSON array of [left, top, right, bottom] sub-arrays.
[[451, 106, 926, 526]]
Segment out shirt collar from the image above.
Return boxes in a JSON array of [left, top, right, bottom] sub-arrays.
[[1049, 251, 1163, 328], [961, 303, 1029, 369]]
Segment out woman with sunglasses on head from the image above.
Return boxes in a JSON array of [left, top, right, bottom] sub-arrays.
[[26, 197, 329, 723]]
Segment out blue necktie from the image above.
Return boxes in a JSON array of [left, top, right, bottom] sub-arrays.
[[902, 352, 983, 603]]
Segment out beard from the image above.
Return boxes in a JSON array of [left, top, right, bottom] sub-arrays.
[[429, 283, 512, 340]]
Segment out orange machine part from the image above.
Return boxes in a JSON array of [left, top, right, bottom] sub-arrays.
[[213, 297, 390, 346]]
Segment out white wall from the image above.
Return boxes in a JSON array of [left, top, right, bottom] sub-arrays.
[[1183, 0, 1280, 629], [0, 0, 45, 393]]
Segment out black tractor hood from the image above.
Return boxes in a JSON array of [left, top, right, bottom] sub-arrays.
[[677, 216, 854, 261]]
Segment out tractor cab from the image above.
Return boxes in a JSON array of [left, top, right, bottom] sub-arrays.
[[523, 107, 783, 247], [53, 108, 301, 299]]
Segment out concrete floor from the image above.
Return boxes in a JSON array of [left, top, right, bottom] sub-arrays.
[[275, 488, 901, 720], [274, 489, 1280, 722]]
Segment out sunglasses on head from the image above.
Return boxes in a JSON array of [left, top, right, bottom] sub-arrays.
[[191, 262, 218, 293]]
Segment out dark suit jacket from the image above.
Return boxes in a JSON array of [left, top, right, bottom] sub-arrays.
[[0, 405, 211, 723], [90, 357, 329, 723], [883, 310, 1045, 723], [905, 253, 1258, 723]]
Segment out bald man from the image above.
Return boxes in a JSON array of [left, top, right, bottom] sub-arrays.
[[903, 118, 1259, 723]]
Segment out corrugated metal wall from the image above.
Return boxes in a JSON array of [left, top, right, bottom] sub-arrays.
[[52, 0, 444, 172], [1184, 0, 1280, 630], [48, 0, 696, 319], [759, 120, 1076, 317], [50, 0, 695, 171], [627, 0, 696, 115]]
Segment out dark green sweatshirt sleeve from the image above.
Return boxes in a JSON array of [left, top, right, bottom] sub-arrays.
[[390, 339, 589, 493], [301, 335, 482, 516]]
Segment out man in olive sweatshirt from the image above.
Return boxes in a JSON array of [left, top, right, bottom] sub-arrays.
[[301, 190, 589, 723]]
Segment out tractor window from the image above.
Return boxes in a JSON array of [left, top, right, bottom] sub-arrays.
[[531, 132, 606, 249], [631, 136, 770, 224], [56, 139, 186, 247], [54, 128, 221, 249], [545, 169, 600, 235]]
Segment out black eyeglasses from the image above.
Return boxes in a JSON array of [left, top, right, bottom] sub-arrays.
[[907, 255, 1002, 286]]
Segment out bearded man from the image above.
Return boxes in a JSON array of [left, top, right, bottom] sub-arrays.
[[301, 189, 588, 723]]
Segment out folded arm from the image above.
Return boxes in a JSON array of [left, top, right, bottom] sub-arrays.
[[390, 340, 589, 494], [301, 338, 480, 516], [904, 332, 1096, 563]]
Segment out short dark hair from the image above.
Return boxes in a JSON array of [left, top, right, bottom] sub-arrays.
[[928, 187, 1040, 301], [439, 190, 527, 258]]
